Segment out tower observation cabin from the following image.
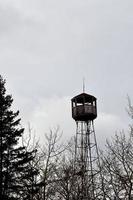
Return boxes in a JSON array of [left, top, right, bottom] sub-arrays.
[[71, 93, 97, 121]]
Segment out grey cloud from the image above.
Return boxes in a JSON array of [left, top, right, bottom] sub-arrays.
[[0, 0, 133, 142], [0, 7, 20, 35]]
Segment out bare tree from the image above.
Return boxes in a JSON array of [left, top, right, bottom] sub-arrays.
[[37, 127, 67, 200], [99, 99, 133, 200], [52, 138, 78, 200], [100, 130, 133, 200], [19, 124, 40, 200]]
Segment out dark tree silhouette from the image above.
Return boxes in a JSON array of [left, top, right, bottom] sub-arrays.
[[0, 75, 38, 200]]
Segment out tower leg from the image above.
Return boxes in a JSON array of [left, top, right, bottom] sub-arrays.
[[74, 121, 103, 200]]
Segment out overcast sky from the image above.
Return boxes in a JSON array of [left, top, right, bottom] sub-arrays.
[[0, 0, 133, 146]]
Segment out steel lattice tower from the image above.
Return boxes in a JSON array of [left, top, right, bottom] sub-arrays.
[[71, 93, 104, 200]]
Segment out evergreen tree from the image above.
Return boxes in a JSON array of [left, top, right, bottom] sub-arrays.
[[0, 75, 38, 200]]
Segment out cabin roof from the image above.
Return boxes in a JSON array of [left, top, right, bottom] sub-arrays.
[[71, 93, 96, 103]]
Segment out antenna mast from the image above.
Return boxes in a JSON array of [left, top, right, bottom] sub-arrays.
[[83, 77, 85, 93]]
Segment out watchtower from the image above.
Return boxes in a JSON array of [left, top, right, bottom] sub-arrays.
[[72, 92, 97, 121], [71, 92, 103, 200]]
